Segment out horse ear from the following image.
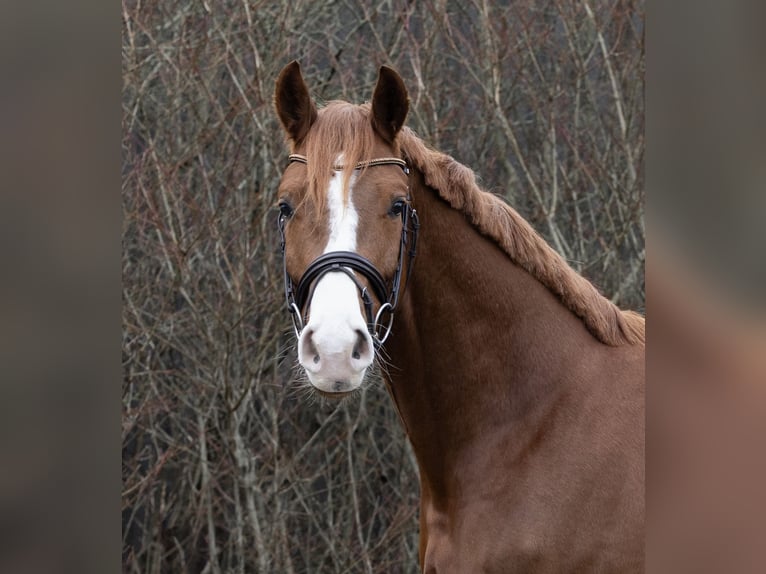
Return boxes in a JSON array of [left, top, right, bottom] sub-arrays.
[[371, 65, 409, 144], [274, 61, 317, 144]]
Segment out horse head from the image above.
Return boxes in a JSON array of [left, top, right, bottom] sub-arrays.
[[275, 61, 417, 397]]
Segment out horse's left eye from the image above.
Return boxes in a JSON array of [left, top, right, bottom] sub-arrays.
[[389, 199, 407, 217], [278, 201, 294, 219]]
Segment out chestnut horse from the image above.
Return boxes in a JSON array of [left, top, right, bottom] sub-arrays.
[[274, 61, 645, 573]]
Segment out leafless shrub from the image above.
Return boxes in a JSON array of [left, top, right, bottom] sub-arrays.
[[122, 0, 643, 571]]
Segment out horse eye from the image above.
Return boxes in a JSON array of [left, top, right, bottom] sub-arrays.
[[278, 201, 294, 219], [389, 199, 406, 217]]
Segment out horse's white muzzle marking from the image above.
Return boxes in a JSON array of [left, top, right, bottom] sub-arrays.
[[297, 273, 375, 393]]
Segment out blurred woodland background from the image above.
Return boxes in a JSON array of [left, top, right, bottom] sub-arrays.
[[122, 0, 644, 571]]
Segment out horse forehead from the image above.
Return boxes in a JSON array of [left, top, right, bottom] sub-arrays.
[[327, 153, 354, 205]]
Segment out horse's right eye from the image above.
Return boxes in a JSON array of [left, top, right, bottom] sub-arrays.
[[389, 198, 407, 218], [278, 201, 294, 219]]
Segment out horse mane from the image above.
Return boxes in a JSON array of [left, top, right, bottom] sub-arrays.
[[396, 126, 645, 347], [304, 102, 644, 346]]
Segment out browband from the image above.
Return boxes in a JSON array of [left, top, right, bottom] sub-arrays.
[[288, 153, 409, 174]]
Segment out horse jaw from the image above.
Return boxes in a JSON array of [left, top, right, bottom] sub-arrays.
[[297, 167, 375, 395]]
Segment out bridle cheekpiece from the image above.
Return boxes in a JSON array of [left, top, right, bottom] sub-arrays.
[[278, 154, 419, 346]]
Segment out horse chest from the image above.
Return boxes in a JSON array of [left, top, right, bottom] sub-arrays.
[[420, 497, 553, 573], [420, 490, 639, 573], [421, 525, 557, 574]]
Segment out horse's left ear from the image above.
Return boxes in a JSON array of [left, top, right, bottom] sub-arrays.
[[371, 65, 409, 144]]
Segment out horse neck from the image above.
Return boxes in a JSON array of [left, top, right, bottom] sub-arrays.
[[384, 174, 606, 497]]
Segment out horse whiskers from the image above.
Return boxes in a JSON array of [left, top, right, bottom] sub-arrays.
[[373, 339, 400, 376], [283, 359, 314, 400], [372, 354, 395, 384]]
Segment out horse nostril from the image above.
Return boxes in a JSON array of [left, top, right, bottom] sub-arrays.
[[352, 329, 371, 364], [299, 328, 322, 370]]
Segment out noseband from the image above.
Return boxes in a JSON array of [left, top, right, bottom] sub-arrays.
[[278, 154, 419, 345]]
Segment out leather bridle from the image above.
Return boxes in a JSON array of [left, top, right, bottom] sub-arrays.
[[278, 154, 419, 345]]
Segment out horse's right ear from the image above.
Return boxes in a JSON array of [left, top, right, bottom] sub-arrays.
[[274, 61, 317, 145]]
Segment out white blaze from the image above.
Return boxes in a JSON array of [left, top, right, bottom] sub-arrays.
[[297, 166, 375, 393], [324, 170, 358, 252]]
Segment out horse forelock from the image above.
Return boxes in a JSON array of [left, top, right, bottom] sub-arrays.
[[299, 102, 389, 214], [397, 126, 645, 347]]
